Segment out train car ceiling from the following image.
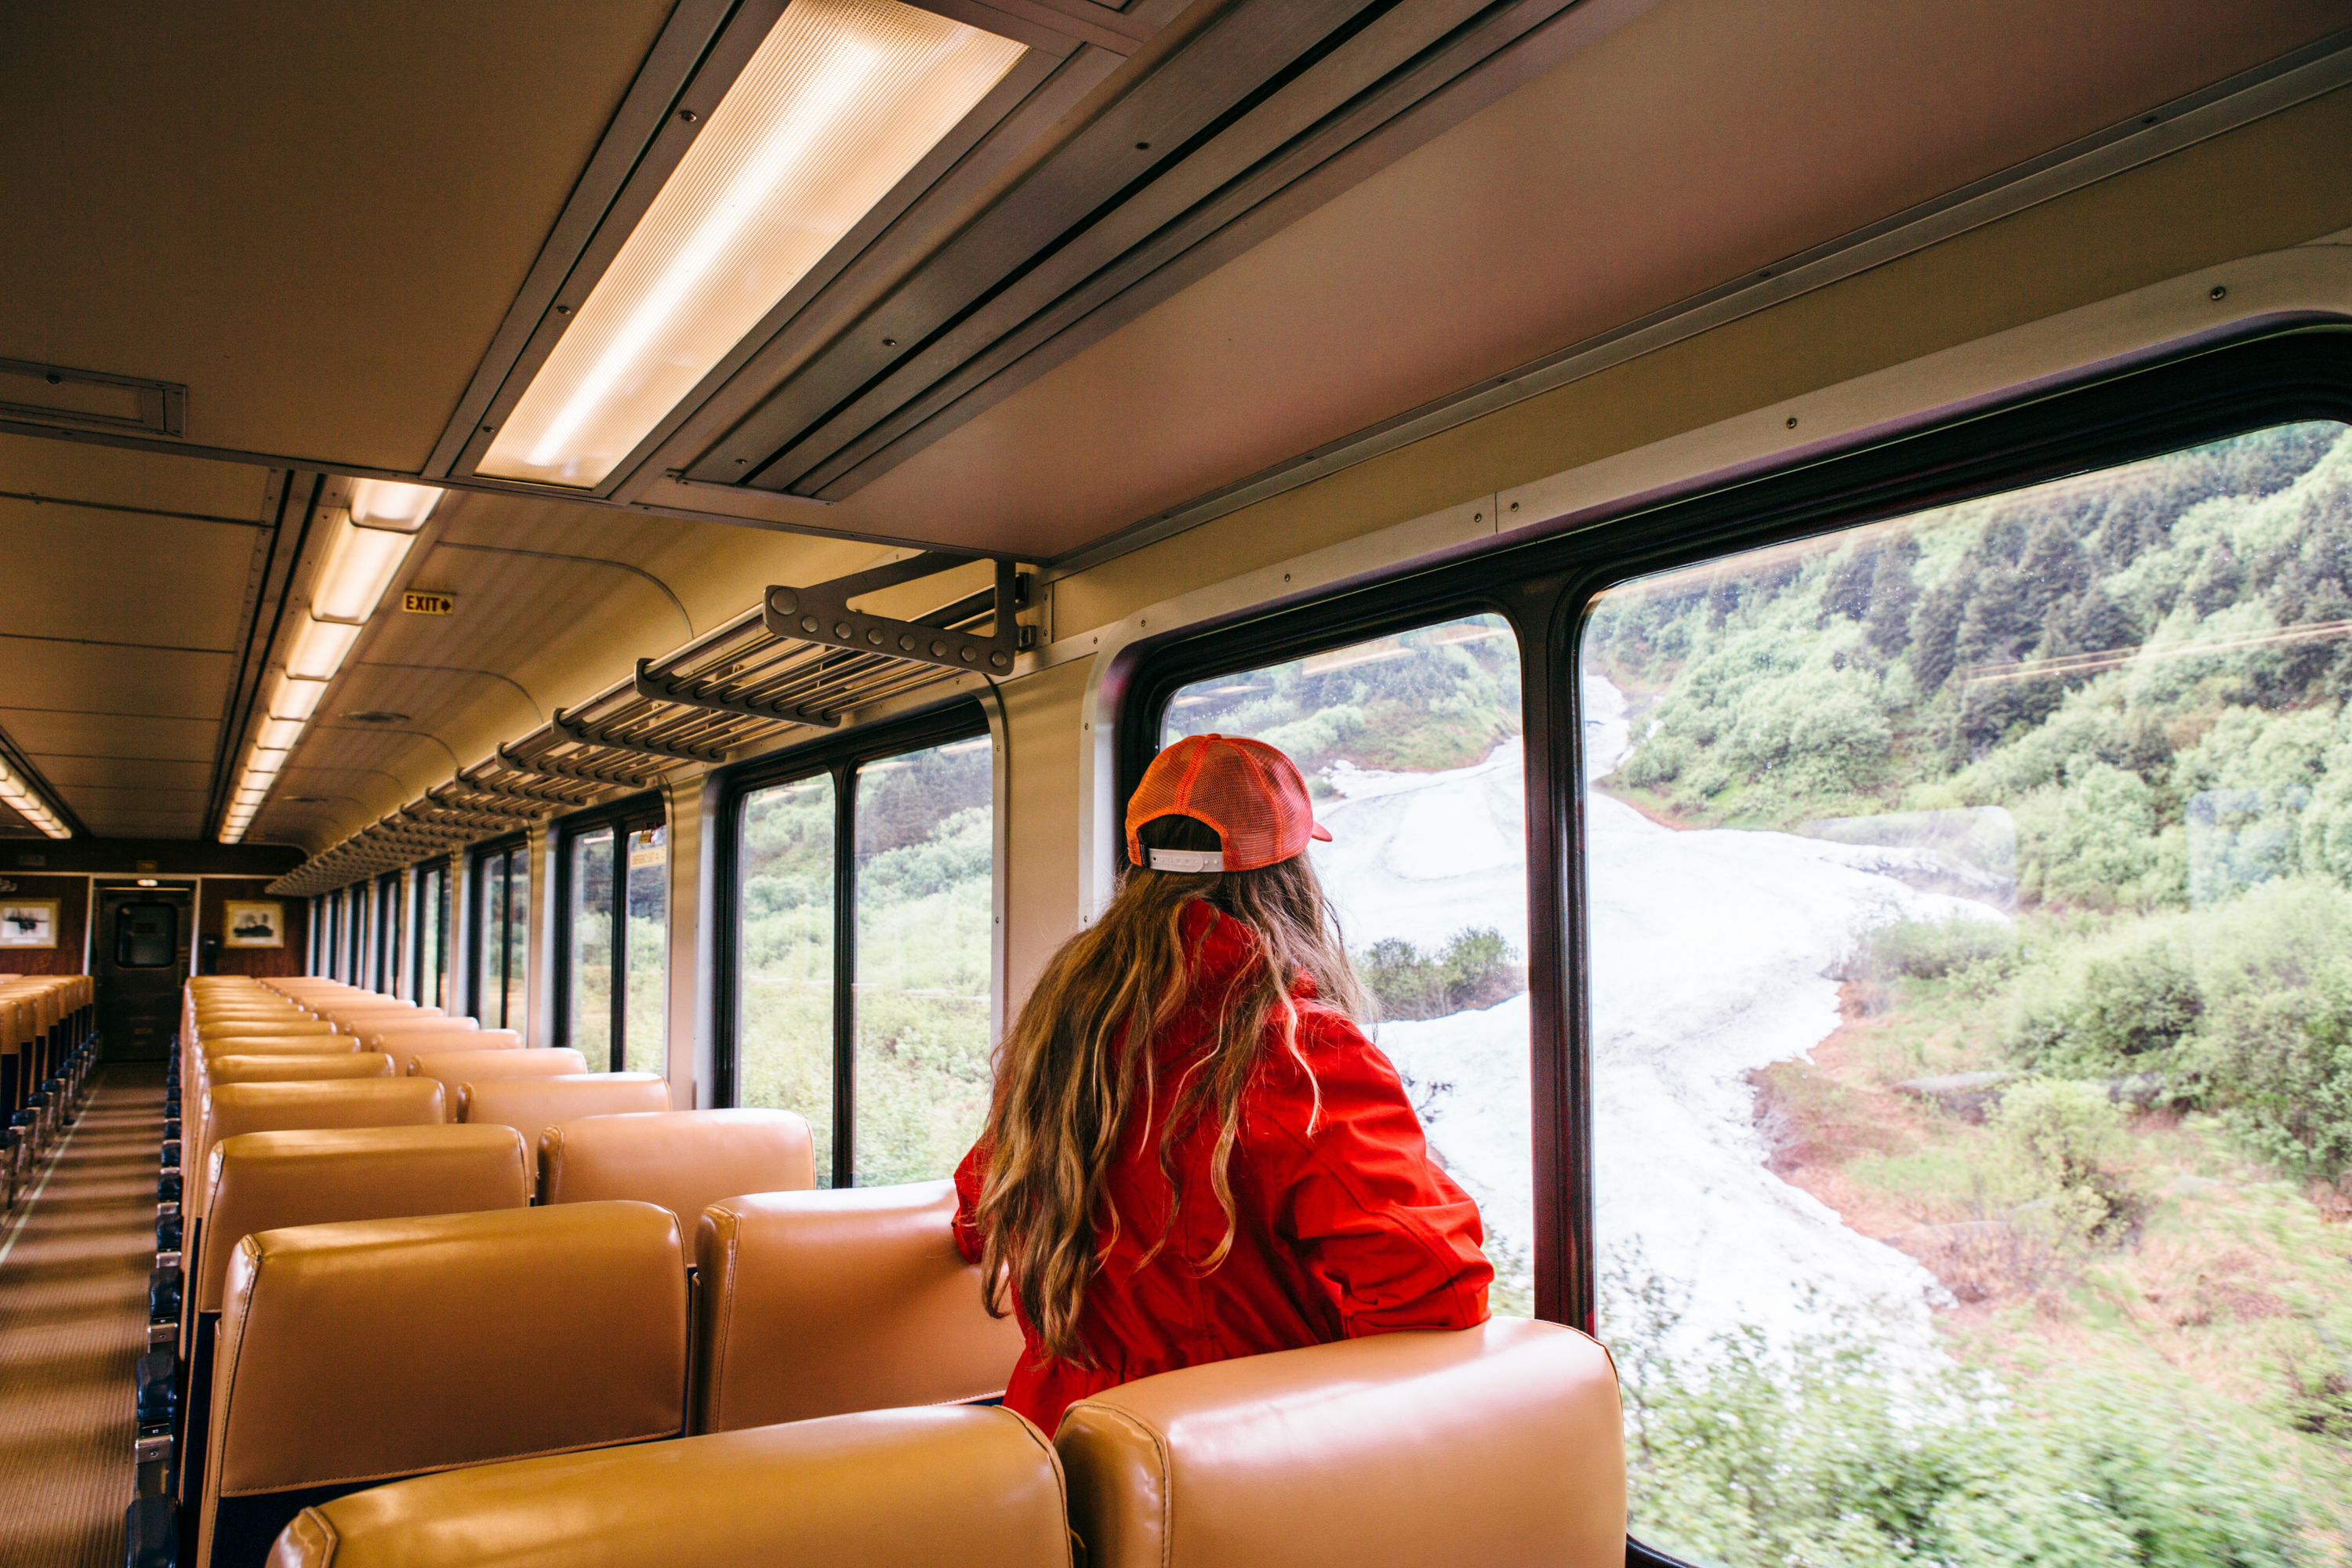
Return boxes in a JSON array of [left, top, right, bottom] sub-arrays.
[[1, 0, 2349, 861]]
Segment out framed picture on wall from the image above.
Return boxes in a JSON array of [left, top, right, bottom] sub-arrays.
[[0, 899, 60, 948], [223, 900, 285, 949]]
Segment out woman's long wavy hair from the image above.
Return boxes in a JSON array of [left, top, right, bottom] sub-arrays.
[[970, 812, 1369, 1363]]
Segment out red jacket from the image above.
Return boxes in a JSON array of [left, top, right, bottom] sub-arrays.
[[953, 900, 1493, 1432]]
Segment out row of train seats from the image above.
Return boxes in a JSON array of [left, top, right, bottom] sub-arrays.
[[136, 975, 1627, 1568], [1, 973, 96, 1213]]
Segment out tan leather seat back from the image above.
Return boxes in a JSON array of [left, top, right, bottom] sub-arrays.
[[203, 1202, 686, 1568], [199, 1019, 336, 1040], [693, 1179, 1018, 1432], [205, 1053, 394, 1087], [539, 1108, 812, 1223], [201, 1036, 361, 1060], [1056, 1320, 1625, 1568], [194, 1079, 448, 1216], [408, 1048, 586, 1112], [371, 1025, 512, 1057], [195, 1125, 532, 1314], [462, 1073, 670, 1140], [268, 1406, 1070, 1568], [354, 1018, 478, 1048]]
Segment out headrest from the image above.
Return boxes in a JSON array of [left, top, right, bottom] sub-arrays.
[[201, 1036, 362, 1061], [323, 1004, 444, 1022], [462, 1073, 670, 1139], [538, 1108, 811, 1225], [205, 1053, 395, 1087], [209, 1201, 687, 1497], [408, 1048, 586, 1102], [354, 1018, 478, 1047], [371, 1026, 513, 1055], [195, 1079, 449, 1215], [200, 1020, 338, 1040], [1055, 1321, 1625, 1568], [196, 1125, 532, 1314], [694, 1179, 1018, 1432], [267, 1406, 1069, 1568]]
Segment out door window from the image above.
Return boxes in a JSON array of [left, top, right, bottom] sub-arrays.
[[114, 901, 179, 967]]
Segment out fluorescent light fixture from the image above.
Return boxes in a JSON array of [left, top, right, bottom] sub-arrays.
[[256, 717, 307, 750], [478, 0, 1023, 487], [349, 479, 442, 531], [287, 615, 363, 681], [246, 748, 290, 779], [268, 672, 329, 721], [313, 515, 418, 622]]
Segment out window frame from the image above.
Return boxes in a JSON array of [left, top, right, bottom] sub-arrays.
[[551, 791, 666, 1073], [468, 835, 531, 1033], [1119, 325, 2352, 1346], [714, 698, 992, 1186]]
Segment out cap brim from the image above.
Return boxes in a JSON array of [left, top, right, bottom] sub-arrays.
[[1309, 822, 1332, 841]]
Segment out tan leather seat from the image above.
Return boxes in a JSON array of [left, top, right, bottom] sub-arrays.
[[537, 1108, 813, 1224], [197, 1201, 688, 1568], [199, 1019, 336, 1038], [175, 1126, 535, 1517], [408, 1048, 586, 1112], [370, 1025, 512, 1058], [693, 1179, 1018, 1432], [266, 1406, 1069, 1568], [461, 1073, 671, 1142], [351, 1018, 478, 1048], [193, 1079, 448, 1216], [1056, 1320, 1624, 1568], [205, 1053, 395, 1087], [200, 1036, 360, 1058]]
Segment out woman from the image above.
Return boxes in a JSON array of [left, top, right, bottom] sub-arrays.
[[954, 732, 1493, 1432]]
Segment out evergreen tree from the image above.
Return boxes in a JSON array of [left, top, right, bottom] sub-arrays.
[[1909, 579, 1966, 691], [2018, 519, 2089, 615], [2188, 538, 2242, 618], [2070, 583, 2136, 654], [1955, 561, 2033, 668], [1863, 543, 1920, 657]]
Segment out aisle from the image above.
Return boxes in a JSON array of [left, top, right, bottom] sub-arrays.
[[0, 1067, 166, 1568]]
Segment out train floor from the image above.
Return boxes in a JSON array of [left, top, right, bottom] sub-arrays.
[[0, 1066, 166, 1568]]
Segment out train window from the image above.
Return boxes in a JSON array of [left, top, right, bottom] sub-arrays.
[[852, 734, 993, 1186], [567, 826, 615, 1067], [1580, 420, 2352, 1562], [1158, 613, 1532, 1314], [345, 884, 365, 981], [411, 862, 448, 1007], [735, 771, 838, 1174], [557, 804, 668, 1073], [114, 902, 178, 967], [375, 873, 401, 996], [471, 838, 530, 1032], [727, 705, 995, 1187]]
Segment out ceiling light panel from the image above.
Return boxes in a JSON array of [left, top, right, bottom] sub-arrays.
[[479, 0, 1024, 488], [313, 516, 418, 622]]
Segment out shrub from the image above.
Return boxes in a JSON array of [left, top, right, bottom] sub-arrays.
[[2190, 877, 2352, 1178], [2007, 924, 2202, 1076], [1847, 916, 2015, 982], [1353, 927, 1525, 1021], [1605, 1272, 2321, 1568], [1988, 1078, 2142, 1245]]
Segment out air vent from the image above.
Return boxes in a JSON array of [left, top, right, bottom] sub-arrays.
[[340, 711, 411, 724], [0, 357, 186, 436]]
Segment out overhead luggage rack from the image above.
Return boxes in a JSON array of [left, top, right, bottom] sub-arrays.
[[268, 555, 1026, 896]]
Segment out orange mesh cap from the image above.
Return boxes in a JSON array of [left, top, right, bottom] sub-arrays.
[[1126, 734, 1333, 873]]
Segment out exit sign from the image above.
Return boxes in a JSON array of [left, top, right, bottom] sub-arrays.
[[401, 590, 456, 615]]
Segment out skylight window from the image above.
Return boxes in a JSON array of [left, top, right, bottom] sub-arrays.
[[479, 0, 1024, 488]]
